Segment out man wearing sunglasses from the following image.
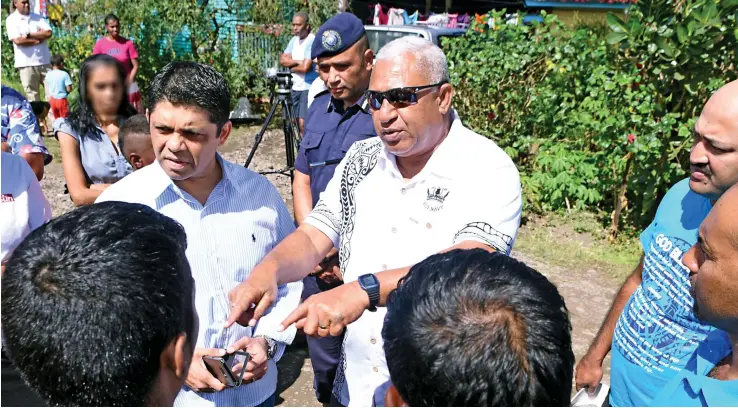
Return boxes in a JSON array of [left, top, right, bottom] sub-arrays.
[[291, 12, 377, 405], [227, 36, 522, 406]]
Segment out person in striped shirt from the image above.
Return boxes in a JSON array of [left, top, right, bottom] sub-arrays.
[[97, 61, 302, 407]]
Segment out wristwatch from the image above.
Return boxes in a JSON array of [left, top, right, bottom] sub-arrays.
[[358, 273, 380, 312], [254, 335, 277, 360]]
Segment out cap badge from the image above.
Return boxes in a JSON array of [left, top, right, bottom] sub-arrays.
[[322, 30, 342, 52]]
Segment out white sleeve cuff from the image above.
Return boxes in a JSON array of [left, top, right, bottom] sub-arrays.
[[305, 214, 340, 249]]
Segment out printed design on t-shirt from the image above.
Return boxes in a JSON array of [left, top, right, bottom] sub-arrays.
[[424, 186, 450, 212], [106, 48, 122, 55], [337, 139, 382, 274], [613, 234, 714, 376], [454, 222, 513, 255], [1, 194, 15, 202]]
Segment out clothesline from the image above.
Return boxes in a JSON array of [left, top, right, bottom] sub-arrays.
[[369, 4, 471, 28]]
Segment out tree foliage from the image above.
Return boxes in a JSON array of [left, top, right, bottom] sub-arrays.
[[444, 0, 737, 233]]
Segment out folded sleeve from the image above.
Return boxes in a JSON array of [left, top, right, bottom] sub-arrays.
[[303, 143, 360, 248], [451, 164, 522, 255]]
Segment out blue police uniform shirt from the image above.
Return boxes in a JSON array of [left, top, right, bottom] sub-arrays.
[[650, 330, 736, 407], [610, 178, 729, 406], [294, 91, 376, 206]]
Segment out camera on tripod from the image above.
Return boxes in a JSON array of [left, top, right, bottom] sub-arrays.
[[244, 68, 301, 177], [266, 68, 292, 94]]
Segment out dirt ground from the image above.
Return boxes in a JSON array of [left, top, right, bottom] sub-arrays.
[[39, 125, 619, 406]]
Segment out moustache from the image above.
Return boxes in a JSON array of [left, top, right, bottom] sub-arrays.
[[690, 164, 711, 177]]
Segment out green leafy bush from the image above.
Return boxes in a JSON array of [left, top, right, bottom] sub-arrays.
[[444, 0, 737, 233]]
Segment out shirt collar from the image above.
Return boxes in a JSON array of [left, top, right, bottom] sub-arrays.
[[377, 109, 466, 182], [327, 93, 370, 115], [682, 341, 735, 406], [150, 153, 232, 203]]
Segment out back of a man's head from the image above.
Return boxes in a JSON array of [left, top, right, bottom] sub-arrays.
[[1, 202, 197, 406], [383, 249, 574, 407]]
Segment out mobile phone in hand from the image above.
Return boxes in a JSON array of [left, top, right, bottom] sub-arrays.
[[203, 351, 251, 388]]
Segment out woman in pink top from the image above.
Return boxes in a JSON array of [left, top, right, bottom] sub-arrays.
[[92, 14, 142, 113]]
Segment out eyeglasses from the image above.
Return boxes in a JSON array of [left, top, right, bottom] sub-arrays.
[[365, 82, 447, 110]]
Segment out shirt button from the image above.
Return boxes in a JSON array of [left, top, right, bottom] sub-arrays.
[[373, 366, 379, 373], [370, 338, 377, 344], [426, 223, 432, 229], [391, 227, 397, 233]]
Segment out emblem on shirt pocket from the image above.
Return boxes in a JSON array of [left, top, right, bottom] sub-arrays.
[[424, 187, 449, 212]]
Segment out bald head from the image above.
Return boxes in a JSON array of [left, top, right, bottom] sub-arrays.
[[688, 80, 738, 200], [703, 80, 738, 124]]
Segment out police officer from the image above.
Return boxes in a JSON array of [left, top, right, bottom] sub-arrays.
[[291, 12, 376, 405]]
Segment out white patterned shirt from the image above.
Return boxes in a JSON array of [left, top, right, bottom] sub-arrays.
[[305, 110, 522, 406], [97, 155, 303, 406]]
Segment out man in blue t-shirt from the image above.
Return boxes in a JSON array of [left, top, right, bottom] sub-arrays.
[[575, 79, 738, 406], [651, 181, 738, 407]]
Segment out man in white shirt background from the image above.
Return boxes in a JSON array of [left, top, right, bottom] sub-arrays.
[[6, 0, 53, 102], [97, 61, 302, 407], [279, 11, 317, 135], [227, 36, 523, 406]]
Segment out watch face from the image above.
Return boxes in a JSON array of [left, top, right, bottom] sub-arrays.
[[359, 274, 377, 287]]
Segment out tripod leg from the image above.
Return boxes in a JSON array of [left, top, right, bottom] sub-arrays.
[[244, 98, 281, 168], [281, 99, 300, 180]]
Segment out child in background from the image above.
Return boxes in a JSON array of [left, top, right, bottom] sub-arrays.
[[118, 114, 154, 170], [29, 101, 50, 136], [44, 55, 73, 120]]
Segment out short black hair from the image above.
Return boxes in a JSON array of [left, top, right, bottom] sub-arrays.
[[119, 114, 151, 156], [29, 101, 49, 116], [51, 54, 64, 67], [383, 249, 574, 407], [104, 13, 119, 25], [1, 202, 196, 406], [148, 61, 231, 129]]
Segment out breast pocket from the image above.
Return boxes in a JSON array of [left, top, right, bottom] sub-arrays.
[[301, 131, 326, 167]]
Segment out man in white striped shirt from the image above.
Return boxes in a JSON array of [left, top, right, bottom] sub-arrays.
[[97, 61, 302, 407]]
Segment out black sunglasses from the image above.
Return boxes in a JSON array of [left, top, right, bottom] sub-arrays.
[[366, 82, 447, 110]]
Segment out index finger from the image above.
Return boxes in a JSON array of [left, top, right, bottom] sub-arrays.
[[225, 288, 256, 328], [278, 302, 310, 332]]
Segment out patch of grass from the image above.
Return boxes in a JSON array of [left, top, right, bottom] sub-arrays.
[[1, 77, 47, 101], [1, 77, 24, 94], [43, 134, 61, 164], [515, 211, 642, 282]]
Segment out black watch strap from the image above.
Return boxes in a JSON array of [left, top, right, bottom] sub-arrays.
[[358, 274, 380, 312]]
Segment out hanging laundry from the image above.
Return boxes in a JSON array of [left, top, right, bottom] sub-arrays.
[[458, 13, 470, 27], [402, 10, 418, 25], [388, 8, 405, 25], [427, 13, 449, 27], [371, 4, 388, 25], [446, 13, 458, 28]]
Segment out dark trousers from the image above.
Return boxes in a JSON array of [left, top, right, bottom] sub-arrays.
[[1, 350, 46, 407], [302, 275, 346, 404]]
